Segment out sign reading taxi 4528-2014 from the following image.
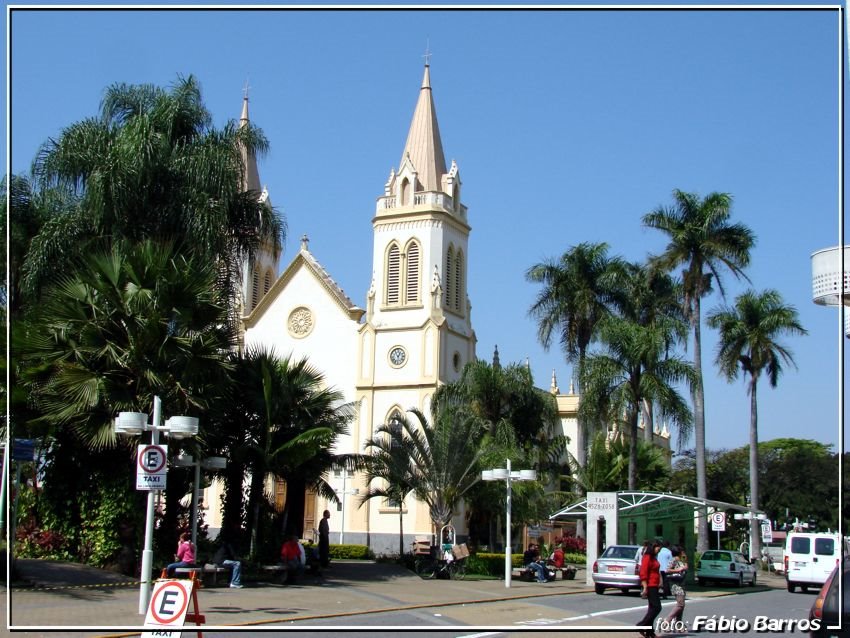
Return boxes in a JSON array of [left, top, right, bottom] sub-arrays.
[[137, 444, 168, 491]]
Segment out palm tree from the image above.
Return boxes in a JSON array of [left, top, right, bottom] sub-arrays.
[[25, 75, 283, 320], [526, 242, 618, 531], [17, 238, 233, 447], [372, 406, 484, 531], [579, 315, 694, 490], [707, 289, 806, 559], [360, 417, 417, 556], [608, 260, 690, 445], [643, 189, 754, 551], [209, 347, 355, 557]]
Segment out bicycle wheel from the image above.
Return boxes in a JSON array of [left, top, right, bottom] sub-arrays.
[[415, 557, 437, 579], [450, 560, 467, 580]]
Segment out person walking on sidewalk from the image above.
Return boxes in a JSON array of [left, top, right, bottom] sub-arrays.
[[664, 546, 689, 626], [318, 509, 331, 568], [636, 540, 662, 638], [166, 532, 195, 577], [657, 540, 673, 599], [212, 535, 244, 588]]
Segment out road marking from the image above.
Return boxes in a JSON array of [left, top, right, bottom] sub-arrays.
[[516, 597, 710, 625]]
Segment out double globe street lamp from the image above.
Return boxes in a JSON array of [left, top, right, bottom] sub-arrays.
[[114, 396, 199, 614], [481, 460, 537, 588]]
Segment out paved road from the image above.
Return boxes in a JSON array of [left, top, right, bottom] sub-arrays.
[[4, 558, 794, 637]]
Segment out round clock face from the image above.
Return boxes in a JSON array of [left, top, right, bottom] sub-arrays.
[[389, 346, 407, 367]]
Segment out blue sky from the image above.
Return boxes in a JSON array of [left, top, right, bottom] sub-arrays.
[[7, 5, 845, 454]]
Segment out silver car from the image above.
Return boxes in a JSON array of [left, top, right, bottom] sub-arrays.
[[592, 544, 641, 594], [696, 549, 757, 587]]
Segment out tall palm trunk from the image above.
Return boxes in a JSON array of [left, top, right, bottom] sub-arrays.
[[398, 505, 405, 557], [575, 351, 587, 539], [642, 398, 654, 442], [692, 296, 709, 552], [628, 406, 640, 490], [749, 376, 760, 560]]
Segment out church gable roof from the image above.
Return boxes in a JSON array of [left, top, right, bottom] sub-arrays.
[[244, 239, 364, 327]]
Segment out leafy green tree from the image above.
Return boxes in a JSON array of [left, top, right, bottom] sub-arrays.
[[15, 239, 232, 561], [570, 431, 671, 492], [707, 289, 806, 558], [25, 75, 283, 321], [643, 189, 754, 551]]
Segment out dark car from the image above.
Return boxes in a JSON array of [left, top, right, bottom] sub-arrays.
[[809, 556, 849, 637]]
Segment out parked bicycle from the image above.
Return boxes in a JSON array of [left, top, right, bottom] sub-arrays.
[[414, 554, 467, 580]]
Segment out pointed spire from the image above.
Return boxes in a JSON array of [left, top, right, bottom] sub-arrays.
[[550, 369, 560, 395], [492, 345, 501, 370], [238, 89, 261, 195], [400, 62, 447, 192]]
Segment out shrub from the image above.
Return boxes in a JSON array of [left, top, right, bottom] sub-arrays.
[[329, 544, 373, 560]]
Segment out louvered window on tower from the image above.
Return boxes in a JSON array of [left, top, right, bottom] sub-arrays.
[[251, 268, 261, 310], [445, 247, 454, 309], [387, 244, 401, 304], [264, 270, 272, 295], [454, 251, 463, 312], [406, 242, 420, 303]]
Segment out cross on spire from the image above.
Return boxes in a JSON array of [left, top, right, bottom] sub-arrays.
[[422, 40, 432, 66], [243, 77, 251, 99]]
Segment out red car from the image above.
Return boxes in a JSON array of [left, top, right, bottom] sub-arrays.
[[809, 557, 848, 637]]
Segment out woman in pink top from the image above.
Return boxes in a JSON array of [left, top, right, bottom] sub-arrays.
[[166, 532, 196, 577]]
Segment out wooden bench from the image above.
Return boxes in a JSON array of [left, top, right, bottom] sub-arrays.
[[171, 564, 232, 587]]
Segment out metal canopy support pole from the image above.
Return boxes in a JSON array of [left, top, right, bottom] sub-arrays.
[[191, 461, 200, 550], [505, 458, 512, 589], [139, 396, 162, 615]]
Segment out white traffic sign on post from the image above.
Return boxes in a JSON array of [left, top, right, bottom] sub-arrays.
[[711, 511, 726, 531], [142, 578, 193, 637], [761, 521, 773, 543], [137, 445, 168, 491]]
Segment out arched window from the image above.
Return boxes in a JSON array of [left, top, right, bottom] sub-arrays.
[[454, 249, 464, 312], [444, 246, 454, 310], [405, 240, 420, 304], [388, 409, 404, 450], [386, 243, 401, 305], [263, 269, 272, 295], [401, 178, 411, 206], [251, 267, 261, 311]]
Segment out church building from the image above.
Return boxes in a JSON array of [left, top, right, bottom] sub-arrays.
[[208, 62, 670, 553], [239, 62, 475, 553]]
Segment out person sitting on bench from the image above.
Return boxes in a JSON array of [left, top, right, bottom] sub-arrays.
[[280, 535, 305, 583], [166, 532, 195, 577], [212, 534, 243, 588], [523, 543, 549, 583]]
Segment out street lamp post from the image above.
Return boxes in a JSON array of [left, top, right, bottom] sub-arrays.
[[114, 396, 198, 615], [481, 459, 537, 588], [336, 471, 359, 545], [174, 454, 227, 549]]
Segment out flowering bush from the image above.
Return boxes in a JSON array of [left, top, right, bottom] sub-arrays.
[[556, 533, 587, 554]]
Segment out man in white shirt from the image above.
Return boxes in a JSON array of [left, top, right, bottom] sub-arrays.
[[657, 540, 673, 599]]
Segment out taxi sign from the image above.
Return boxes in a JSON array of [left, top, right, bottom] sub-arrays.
[[142, 578, 193, 637], [137, 444, 168, 490], [711, 511, 726, 531]]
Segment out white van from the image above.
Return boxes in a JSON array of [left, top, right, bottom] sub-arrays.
[[783, 532, 844, 592]]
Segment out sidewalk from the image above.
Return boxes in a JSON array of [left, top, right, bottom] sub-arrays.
[[5, 558, 788, 637]]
